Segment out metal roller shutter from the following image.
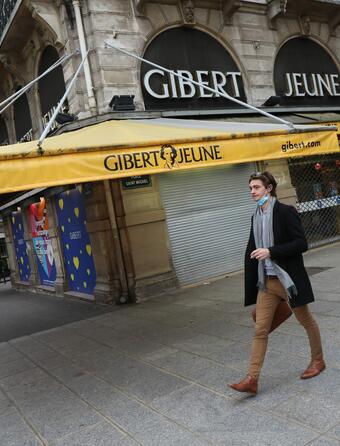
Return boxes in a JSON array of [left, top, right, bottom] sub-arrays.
[[158, 163, 256, 285]]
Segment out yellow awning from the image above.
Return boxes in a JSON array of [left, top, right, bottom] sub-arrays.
[[0, 118, 338, 193], [311, 121, 340, 137]]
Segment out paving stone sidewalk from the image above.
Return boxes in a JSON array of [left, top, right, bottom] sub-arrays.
[[1, 243, 340, 445]]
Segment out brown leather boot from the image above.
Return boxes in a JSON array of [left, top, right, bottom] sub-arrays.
[[229, 375, 258, 395], [301, 359, 326, 379]]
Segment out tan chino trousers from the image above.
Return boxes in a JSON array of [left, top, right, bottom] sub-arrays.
[[248, 277, 323, 379]]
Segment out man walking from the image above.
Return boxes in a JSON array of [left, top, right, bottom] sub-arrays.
[[229, 171, 325, 395]]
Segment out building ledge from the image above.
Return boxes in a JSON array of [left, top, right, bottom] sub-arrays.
[[132, 0, 243, 25], [51, 106, 340, 137], [64, 291, 95, 302], [267, 0, 340, 34]]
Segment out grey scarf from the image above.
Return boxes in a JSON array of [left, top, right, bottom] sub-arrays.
[[253, 197, 297, 300]]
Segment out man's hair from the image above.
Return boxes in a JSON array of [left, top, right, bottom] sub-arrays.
[[249, 171, 278, 197]]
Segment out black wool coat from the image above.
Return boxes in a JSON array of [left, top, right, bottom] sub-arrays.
[[244, 200, 314, 309]]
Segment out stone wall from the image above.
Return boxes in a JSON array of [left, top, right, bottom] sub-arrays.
[[120, 175, 177, 298], [84, 1, 339, 112]]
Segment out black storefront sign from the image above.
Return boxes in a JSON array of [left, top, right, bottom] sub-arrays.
[[122, 175, 152, 189], [141, 27, 246, 111], [274, 37, 340, 106]]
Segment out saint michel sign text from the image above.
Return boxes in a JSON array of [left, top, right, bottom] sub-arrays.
[[143, 69, 243, 99], [285, 73, 340, 97]]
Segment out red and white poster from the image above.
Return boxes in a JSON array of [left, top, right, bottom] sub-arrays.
[[28, 198, 56, 287]]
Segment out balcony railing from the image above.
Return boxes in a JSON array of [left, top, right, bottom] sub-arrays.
[[0, 0, 17, 41]]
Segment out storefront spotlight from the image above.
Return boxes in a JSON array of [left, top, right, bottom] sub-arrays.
[[55, 112, 76, 125], [109, 95, 135, 111], [262, 95, 282, 107]]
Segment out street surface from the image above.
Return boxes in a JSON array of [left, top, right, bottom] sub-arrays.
[[1, 243, 340, 445], [0, 284, 111, 342]]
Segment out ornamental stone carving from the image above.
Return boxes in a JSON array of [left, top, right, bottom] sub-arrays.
[[180, 0, 195, 24], [132, 0, 147, 16], [280, 0, 288, 14], [26, 0, 64, 46], [299, 15, 311, 36], [268, 0, 288, 29]]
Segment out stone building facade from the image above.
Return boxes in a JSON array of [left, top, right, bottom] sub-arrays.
[[0, 0, 339, 303]]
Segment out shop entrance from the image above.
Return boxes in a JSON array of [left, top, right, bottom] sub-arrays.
[[158, 163, 256, 285]]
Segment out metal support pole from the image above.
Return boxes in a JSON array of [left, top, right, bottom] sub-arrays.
[[0, 52, 76, 115], [105, 41, 295, 129], [37, 50, 90, 152]]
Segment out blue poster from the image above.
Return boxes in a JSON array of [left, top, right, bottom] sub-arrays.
[[11, 211, 31, 282], [55, 188, 96, 296]]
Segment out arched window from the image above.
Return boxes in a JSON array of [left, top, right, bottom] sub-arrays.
[[0, 117, 8, 145], [274, 37, 340, 106], [38, 46, 66, 118], [14, 88, 33, 142]]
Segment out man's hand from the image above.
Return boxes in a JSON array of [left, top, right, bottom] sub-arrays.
[[250, 248, 270, 260]]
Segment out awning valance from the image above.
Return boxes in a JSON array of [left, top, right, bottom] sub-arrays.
[[0, 118, 338, 194], [311, 120, 340, 136]]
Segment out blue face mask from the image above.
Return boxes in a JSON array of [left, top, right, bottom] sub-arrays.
[[257, 195, 269, 206]]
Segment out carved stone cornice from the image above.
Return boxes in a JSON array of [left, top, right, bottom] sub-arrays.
[[132, 0, 147, 16], [222, 0, 241, 25], [132, 0, 242, 23], [329, 10, 340, 36], [26, 0, 64, 45], [267, 0, 288, 30], [268, 0, 340, 33]]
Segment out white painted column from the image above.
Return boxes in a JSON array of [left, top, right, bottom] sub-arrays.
[[72, 0, 97, 112]]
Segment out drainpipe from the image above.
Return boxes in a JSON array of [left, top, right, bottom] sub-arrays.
[[109, 180, 136, 303], [72, 0, 97, 113], [104, 180, 134, 304]]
